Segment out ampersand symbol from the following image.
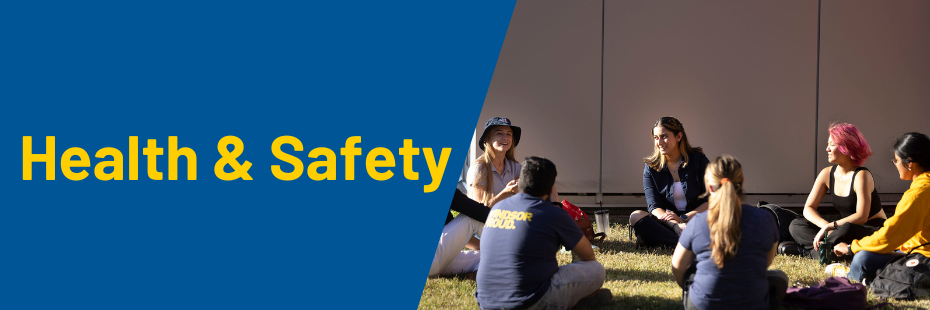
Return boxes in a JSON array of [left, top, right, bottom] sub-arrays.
[[214, 136, 253, 180]]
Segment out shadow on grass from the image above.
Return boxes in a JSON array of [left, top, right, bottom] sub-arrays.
[[608, 294, 681, 310], [607, 267, 675, 283], [596, 239, 675, 255]]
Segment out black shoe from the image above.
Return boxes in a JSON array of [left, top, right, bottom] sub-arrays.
[[778, 241, 801, 255], [799, 247, 819, 260], [574, 289, 612, 308]]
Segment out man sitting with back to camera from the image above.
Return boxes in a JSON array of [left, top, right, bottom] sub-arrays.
[[475, 156, 611, 309]]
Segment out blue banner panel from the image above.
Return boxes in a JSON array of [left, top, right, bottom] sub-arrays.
[[1, 1, 515, 309]]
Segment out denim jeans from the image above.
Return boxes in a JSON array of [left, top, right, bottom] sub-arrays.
[[524, 260, 606, 310], [847, 250, 905, 283]]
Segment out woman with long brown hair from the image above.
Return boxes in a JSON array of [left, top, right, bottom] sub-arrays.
[[629, 116, 710, 247], [671, 155, 788, 310]]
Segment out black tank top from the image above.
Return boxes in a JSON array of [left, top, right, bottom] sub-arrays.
[[830, 165, 882, 218]]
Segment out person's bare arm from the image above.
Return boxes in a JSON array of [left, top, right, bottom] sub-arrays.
[[803, 168, 832, 228], [652, 208, 669, 218], [817, 171, 877, 251], [682, 202, 709, 223], [485, 180, 518, 207], [550, 185, 559, 203], [466, 236, 480, 250], [671, 243, 695, 287], [571, 236, 596, 261]]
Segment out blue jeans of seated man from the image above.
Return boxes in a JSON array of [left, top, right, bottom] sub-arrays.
[[847, 250, 905, 283], [524, 260, 606, 310]]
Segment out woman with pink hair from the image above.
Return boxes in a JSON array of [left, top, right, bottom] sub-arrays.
[[784, 123, 887, 258]]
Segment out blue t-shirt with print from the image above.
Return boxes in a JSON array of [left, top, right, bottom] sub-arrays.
[[679, 204, 779, 310], [474, 193, 584, 309]]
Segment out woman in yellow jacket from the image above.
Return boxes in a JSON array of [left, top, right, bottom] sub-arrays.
[[833, 132, 930, 283]]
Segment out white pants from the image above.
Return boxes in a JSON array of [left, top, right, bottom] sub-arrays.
[[429, 215, 484, 277]]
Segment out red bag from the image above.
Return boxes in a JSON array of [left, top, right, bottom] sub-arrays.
[[561, 199, 605, 243], [560, 199, 586, 220]]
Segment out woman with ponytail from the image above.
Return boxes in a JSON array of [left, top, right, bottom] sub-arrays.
[[671, 155, 788, 310]]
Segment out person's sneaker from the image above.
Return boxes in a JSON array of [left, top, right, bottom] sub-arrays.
[[778, 241, 801, 255], [574, 289, 612, 308], [825, 263, 850, 277]]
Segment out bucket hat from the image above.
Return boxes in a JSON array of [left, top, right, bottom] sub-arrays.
[[479, 117, 521, 151]]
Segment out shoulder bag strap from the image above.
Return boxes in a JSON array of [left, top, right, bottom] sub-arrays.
[[907, 242, 930, 255]]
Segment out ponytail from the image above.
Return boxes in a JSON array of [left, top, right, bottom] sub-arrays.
[[705, 155, 744, 269]]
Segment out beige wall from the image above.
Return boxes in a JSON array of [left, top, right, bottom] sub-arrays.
[[476, 0, 930, 196], [476, 0, 602, 193], [818, 0, 930, 194]]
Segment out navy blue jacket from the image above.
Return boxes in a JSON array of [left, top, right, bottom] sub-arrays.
[[643, 151, 710, 215]]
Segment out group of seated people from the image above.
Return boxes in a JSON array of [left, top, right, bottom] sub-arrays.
[[429, 116, 930, 310]]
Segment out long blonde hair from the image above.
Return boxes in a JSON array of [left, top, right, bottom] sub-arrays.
[[645, 116, 703, 171], [703, 155, 744, 268], [472, 140, 517, 205]]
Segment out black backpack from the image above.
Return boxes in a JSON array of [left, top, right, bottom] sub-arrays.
[[871, 243, 930, 299], [756, 201, 801, 243]]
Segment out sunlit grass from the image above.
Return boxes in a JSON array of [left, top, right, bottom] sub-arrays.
[[419, 223, 930, 309]]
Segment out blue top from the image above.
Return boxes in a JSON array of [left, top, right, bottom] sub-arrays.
[[643, 151, 710, 214], [475, 193, 584, 309], [679, 204, 780, 310]]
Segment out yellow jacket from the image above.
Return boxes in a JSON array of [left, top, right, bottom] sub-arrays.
[[852, 172, 930, 257]]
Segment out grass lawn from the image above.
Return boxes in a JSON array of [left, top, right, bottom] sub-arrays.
[[419, 223, 930, 309]]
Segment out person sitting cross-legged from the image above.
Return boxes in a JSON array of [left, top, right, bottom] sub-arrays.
[[428, 190, 494, 278], [831, 133, 930, 283], [475, 156, 611, 310], [672, 155, 788, 310]]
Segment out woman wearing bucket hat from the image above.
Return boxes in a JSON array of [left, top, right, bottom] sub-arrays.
[[428, 117, 523, 277], [629, 116, 710, 248], [466, 117, 523, 208]]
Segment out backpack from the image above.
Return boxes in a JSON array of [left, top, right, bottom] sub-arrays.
[[756, 201, 801, 243], [782, 277, 867, 310], [871, 242, 930, 299]]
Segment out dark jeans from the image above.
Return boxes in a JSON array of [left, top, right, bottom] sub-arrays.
[[681, 265, 788, 310], [788, 216, 885, 249], [631, 214, 679, 248]]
